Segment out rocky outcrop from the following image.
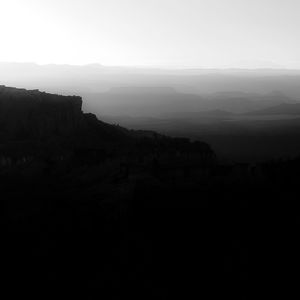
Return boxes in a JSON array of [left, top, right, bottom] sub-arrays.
[[0, 85, 216, 175], [0, 85, 83, 140]]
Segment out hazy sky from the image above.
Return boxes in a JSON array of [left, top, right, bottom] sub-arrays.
[[1, 0, 300, 68]]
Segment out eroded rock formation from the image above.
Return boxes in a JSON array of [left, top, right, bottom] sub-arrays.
[[0, 85, 83, 139], [0, 85, 216, 175]]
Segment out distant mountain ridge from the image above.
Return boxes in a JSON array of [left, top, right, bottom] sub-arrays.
[[2, 61, 300, 100], [89, 88, 297, 117], [108, 86, 177, 95], [245, 103, 300, 115]]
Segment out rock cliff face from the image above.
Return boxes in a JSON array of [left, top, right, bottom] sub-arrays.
[[0, 85, 83, 139], [0, 85, 216, 173]]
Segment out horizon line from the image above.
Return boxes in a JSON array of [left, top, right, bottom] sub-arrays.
[[2, 61, 300, 71]]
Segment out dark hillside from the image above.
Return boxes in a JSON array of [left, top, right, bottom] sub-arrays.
[[0, 86, 251, 300]]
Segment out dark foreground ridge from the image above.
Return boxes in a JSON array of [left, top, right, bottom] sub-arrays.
[[0, 85, 215, 168], [0, 86, 255, 299]]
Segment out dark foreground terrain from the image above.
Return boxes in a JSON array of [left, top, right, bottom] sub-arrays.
[[3, 85, 293, 299], [4, 151, 299, 299]]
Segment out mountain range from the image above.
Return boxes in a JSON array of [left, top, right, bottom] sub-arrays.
[[245, 103, 300, 115]]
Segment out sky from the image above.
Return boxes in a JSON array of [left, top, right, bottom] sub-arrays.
[[0, 0, 300, 68]]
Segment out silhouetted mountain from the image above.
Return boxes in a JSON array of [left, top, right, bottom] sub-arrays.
[[4, 83, 297, 300], [0, 85, 215, 177], [0, 85, 83, 140]]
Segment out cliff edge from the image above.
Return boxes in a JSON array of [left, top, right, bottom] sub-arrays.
[[0, 85, 83, 139]]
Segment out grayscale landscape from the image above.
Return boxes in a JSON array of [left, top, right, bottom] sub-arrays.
[[3, 0, 300, 299]]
